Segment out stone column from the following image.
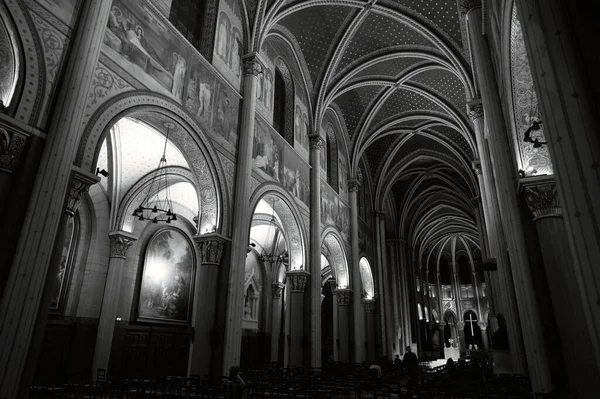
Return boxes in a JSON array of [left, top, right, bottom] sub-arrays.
[[287, 270, 309, 367], [363, 299, 376, 361], [522, 178, 600, 396], [464, 2, 552, 390], [189, 233, 227, 377], [373, 212, 387, 357], [378, 213, 394, 357], [398, 239, 412, 349], [348, 179, 365, 362], [336, 289, 351, 363], [386, 239, 401, 355], [468, 104, 526, 373], [309, 136, 323, 367], [515, 0, 600, 375], [437, 323, 446, 349], [222, 55, 263, 374], [478, 322, 489, 351], [457, 321, 466, 354], [330, 279, 339, 361], [17, 170, 99, 396], [270, 283, 285, 363], [0, 1, 112, 395], [92, 231, 136, 377]]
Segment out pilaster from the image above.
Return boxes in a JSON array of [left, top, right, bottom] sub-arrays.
[[286, 270, 309, 366], [348, 178, 364, 362], [309, 135, 323, 368], [336, 288, 351, 362]]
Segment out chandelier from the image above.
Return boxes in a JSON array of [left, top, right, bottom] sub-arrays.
[[258, 198, 288, 264], [132, 122, 178, 224]]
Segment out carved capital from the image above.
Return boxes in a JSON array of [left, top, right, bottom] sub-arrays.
[[336, 289, 352, 306], [470, 196, 481, 209], [0, 128, 27, 173], [467, 100, 484, 121], [109, 231, 136, 258], [522, 181, 561, 220], [438, 322, 446, 329], [460, 0, 482, 14], [194, 233, 228, 265], [242, 55, 263, 76], [309, 136, 324, 150], [472, 160, 482, 176], [348, 179, 360, 192], [287, 270, 309, 292], [456, 321, 465, 330], [66, 168, 100, 216], [362, 299, 376, 313], [373, 211, 385, 218], [272, 283, 284, 298], [477, 321, 488, 330]]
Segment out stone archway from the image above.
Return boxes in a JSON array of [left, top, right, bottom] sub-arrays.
[[75, 91, 228, 235], [321, 228, 349, 288]]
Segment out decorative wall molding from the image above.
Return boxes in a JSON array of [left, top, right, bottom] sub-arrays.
[[0, 127, 27, 173]]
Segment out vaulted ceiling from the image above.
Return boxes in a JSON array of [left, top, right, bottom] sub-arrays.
[[248, 0, 481, 266]]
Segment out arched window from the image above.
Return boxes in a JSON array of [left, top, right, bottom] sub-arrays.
[[424, 306, 429, 322], [0, 9, 20, 109], [272, 61, 294, 146], [169, 0, 207, 51], [273, 69, 285, 134], [49, 212, 80, 312], [324, 124, 339, 191], [417, 303, 423, 320], [137, 228, 195, 324], [359, 257, 374, 299]]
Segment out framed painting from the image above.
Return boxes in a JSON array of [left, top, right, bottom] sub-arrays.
[[138, 228, 195, 324]]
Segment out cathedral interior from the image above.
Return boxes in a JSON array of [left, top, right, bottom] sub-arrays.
[[0, 0, 599, 398]]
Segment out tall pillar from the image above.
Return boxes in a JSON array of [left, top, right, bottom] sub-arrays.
[[363, 299, 376, 361], [457, 321, 466, 354], [387, 239, 401, 355], [515, 0, 600, 373], [287, 270, 309, 367], [377, 213, 393, 357], [92, 231, 137, 377], [398, 239, 411, 348], [336, 289, 351, 363], [373, 212, 387, 357], [190, 234, 227, 377], [329, 279, 339, 361], [468, 106, 526, 374], [437, 323, 446, 349], [309, 136, 323, 367], [270, 283, 284, 363], [18, 170, 99, 396], [522, 178, 600, 397], [464, 2, 552, 390], [478, 322, 489, 351], [222, 55, 263, 374], [348, 179, 365, 362], [0, 1, 112, 395]]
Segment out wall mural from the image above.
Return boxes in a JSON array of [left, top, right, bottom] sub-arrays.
[[294, 98, 310, 161], [338, 151, 348, 197], [321, 182, 350, 242], [253, 117, 310, 207], [138, 229, 194, 324], [510, 7, 553, 175], [103, 0, 240, 151], [35, 0, 80, 27], [213, 0, 242, 90], [255, 42, 278, 121]]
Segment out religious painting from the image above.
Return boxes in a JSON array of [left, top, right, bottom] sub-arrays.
[[283, 145, 310, 207], [252, 118, 283, 183], [184, 58, 240, 148], [212, 0, 243, 89], [338, 153, 347, 195], [36, 0, 80, 27], [138, 228, 195, 324], [49, 213, 79, 311], [103, 0, 190, 102], [293, 99, 310, 160]]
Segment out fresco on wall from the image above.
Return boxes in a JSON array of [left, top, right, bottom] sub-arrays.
[[321, 182, 350, 241], [213, 0, 243, 89], [104, 0, 190, 101], [185, 59, 239, 147], [255, 42, 278, 121], [338, 152, 347, 195], [294, 100, 310, 160], [253, 117, 310, 207], [36, 0, 80, 27], [138, 229, 194, 324]]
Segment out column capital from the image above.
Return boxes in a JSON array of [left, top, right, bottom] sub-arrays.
[[348, 179, 360, 192], [459, 0, 482, 15], [471, 159, 483, 176], [193, 233, 229, 266], [309, 135, 324, 150], [108, 231, 137, 258], [456, 321, 465, 330], [521, 177, 561, 220], [336, 289, 352, 306], [372, 210, 385, 218], [242, 54, 264, 76], [66, 167, 100, 216], [470, 195, 481, 209], [437, 322, 446, 329], [0, 127, 27, 174], [477, 321, 488, 330], [287, 270, 310, 292], [272, 282, 285, 299], [362, 298, 376, 313], [467, 99, 484, 121]]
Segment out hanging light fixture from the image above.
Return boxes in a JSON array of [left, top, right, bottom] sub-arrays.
[[132, 121, 178, 224], [259, 198, 289, 264]]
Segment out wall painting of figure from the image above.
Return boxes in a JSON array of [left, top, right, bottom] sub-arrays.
[[138, 228, 195, 324]]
